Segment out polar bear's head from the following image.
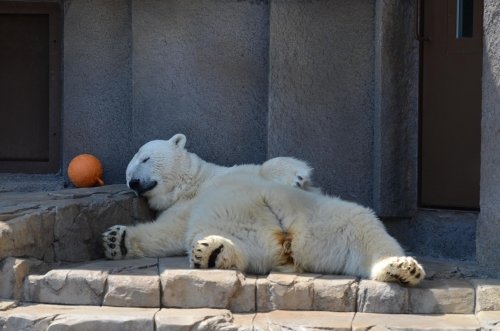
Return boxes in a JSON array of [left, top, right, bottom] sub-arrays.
[[126, 134, 187, 210]]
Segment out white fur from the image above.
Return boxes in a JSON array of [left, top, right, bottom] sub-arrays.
[[103, 134, 425, 285]]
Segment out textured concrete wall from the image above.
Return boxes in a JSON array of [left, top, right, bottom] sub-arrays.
[[477, 0, 500, 265], [131, 0, 269, 166], [385, 211, 477, 260], [63, 0, 132, 184], [373, 0, 419, 217], [268, 0, 375, 207]]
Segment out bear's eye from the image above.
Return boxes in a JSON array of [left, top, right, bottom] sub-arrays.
[[141, 157, 150, 164]]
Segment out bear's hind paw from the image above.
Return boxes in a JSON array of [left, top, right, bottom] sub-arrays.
[[102, 225, 128, 260], [190, 235, 243, 270], [372, 256, 425, 286]]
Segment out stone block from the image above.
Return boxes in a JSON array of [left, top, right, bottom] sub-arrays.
[[313, 275, 358, 312], [0, 212, 55, 261], [160, 269, 244, 309], [103, 275, 160, 308], [256, 273, 319, 311], [253, 310, 354, 331], [477, 311, 500, 331], [23, 269, 107, 305], [408, 279, 475, 314], [352, 312, 480, 331], [357, 280, 408, 313], [256, 276, 272, 312], [53, 195, 149, 262], [472, 279, 500, 312], [0, 304, 156, 331], [229, 275, 256, 313], [0, 257, 47, 300], [155, 308, 234, 331], [0, 300, 16, 312]]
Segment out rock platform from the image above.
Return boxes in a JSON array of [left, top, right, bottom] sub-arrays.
[[1, 185, 500, 330]]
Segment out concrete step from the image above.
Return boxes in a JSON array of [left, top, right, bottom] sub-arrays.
[[16, 257, 500, 315], [2, 304, 499, 330]]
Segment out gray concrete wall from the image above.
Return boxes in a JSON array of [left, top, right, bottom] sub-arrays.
[[131, 0, 269, 166], [373, 0, 419, 217], [385, 211, 477, 260], [63, 0, 132, 184], [477, 0, 500, 266], [268, 0, 375, 207]]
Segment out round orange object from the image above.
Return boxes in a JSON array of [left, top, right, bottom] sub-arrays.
[[67, 154, 105, 188]]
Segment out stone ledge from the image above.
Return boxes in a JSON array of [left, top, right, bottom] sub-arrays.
[[23, 258, 159, 307], [0, 305, 491, 331], [352, 313, 481, 331], [17, 257, 500, 315], [0, 304, 157, 331], [253, 310, 354, 331], [0, 185, 153, 264], [476, 311, 500, 331]]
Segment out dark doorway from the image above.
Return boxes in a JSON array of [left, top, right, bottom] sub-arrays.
[[0, 3, 61, 173], [419, 0, 483, 210]]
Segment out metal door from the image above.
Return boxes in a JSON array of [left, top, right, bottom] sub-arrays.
[[0, 3, 61, 173], [419, 0, 483, 210]]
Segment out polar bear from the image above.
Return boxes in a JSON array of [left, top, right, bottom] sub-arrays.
[[103, 134, 425, 285]]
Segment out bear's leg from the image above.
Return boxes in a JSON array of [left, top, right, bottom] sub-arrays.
[[260, 157, 317, 192], [102, 206, 189, 259], [284, 193, 425, 285], [370, 256, 425, 286], [189, 235, 247, 270], [102, 220, 187, 260]]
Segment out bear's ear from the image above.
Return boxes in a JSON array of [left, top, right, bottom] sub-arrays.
[[170, 134, 187, 149]]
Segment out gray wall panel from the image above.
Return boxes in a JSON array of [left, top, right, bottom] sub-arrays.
[[268, 0, 375, 207], [63, 0, 132, 184], [132, 0, 269, 166], [477, 0, 500, 266]]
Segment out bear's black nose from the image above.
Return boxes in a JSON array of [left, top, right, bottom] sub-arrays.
[[128, 179, 141, 191], [128, 179, 158, 195]]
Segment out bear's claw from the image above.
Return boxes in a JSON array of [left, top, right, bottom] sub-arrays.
[[102, 225, 128, 259]]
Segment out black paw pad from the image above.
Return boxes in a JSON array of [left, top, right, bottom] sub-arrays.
[[120, 230, 128, 256], [208, 244, 224, 268]]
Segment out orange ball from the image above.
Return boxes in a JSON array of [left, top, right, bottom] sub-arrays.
[[68, 154, 104, 188]]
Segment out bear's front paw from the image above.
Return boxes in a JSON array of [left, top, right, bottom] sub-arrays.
[[102, 225, 128, 260]]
